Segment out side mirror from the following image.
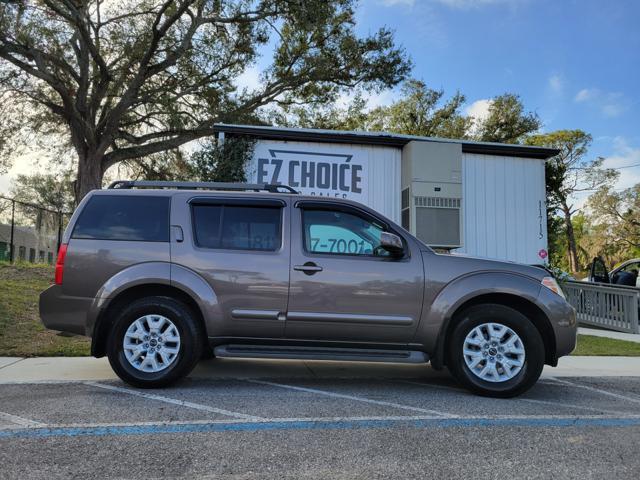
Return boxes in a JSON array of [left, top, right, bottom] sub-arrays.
[[379, 232, 404, 256]]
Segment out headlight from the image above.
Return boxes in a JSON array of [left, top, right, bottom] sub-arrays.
[[542, 276, 566, 299]]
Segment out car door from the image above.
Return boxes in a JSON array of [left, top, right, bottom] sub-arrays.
[[170, 193, 290, 338], [611, 260, 640, 287], [589, 256, 610, 284], [285, 201, 424, 344]]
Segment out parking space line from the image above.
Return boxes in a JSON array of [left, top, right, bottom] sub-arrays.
[[391, 379, 466, 392], [544, 378, 640, 405], [3, 415, 640, 439], [0, 411, 46, 428], [0, 415, 443, 431], [519, 398, 637, 416], [84, 381, 264, 421], [245, 379, 458, 418]]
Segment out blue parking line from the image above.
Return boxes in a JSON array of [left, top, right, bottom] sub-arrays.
[[1, 417, 640, 439]]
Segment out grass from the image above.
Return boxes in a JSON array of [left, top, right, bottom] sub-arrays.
[[1, 263, 639, 358], [0, 262, 90, 356], [573, 334, 640, 356]]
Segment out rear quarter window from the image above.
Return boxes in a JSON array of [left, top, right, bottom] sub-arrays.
[[72, 195, 170, 242]]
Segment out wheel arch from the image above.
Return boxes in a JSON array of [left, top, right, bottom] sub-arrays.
[[91, 284, 206, 358], [432, 293, 557, 370]]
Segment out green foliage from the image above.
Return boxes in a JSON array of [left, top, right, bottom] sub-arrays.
[[526, 130, 618, 273], [268, 95, 370, 131], [10, 172, 75, 214], [0, 0, 411, 202], [190, 137, 256, 183], [366, 80, 471, 138], [123, 150, 195, 183], [278, 81, 539, 144], [584, 185, 640, 267], [473, 94, 541, 144]]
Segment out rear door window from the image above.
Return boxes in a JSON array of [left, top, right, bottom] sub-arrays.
[[192, 204, 281, 251], [72, 195, 170, 242]]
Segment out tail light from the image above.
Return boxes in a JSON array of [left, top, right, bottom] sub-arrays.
[[54, 244, 68, 285]]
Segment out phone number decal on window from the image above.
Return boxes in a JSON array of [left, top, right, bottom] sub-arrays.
[[310, 237, 370, 254]]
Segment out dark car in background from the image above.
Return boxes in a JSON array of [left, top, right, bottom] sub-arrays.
[[589, 257, 640, 288]]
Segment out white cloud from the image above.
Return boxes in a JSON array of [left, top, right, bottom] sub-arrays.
[[548, 74, 564, 94], [575, 88, 598, 103], [571, 137, 640, 210], [574, 88, 627, 118], [602, 137, 640, 190], [464, 98, 492, 121]]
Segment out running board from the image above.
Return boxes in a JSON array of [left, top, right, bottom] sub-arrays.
[[213, 344, 428, 364]]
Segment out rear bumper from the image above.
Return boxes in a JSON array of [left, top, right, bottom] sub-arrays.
[[39, 285, 92, 336]]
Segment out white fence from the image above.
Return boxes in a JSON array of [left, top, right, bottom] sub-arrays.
[[563, 280, 640, 334]]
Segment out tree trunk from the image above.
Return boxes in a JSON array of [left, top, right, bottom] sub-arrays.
[[74, 152, 105, 205], [561, 203, 580, 274]]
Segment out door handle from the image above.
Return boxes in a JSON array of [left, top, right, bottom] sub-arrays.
[[294, 262, 323, 275]]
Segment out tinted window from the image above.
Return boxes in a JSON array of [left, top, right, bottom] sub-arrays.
[[192, 205, 281, 251], [72, 195, 169, 242], [303, 209, 388, 256]]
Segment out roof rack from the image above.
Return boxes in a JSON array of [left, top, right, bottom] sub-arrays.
[[107, 180, 298, 194]]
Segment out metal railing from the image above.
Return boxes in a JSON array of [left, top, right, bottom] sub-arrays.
[[0, 196, 71, 264], [563, 280, 640, 334]]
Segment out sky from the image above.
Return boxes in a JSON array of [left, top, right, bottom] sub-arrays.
[[355, 0, 640, 207], [1, 0, 639, 208]]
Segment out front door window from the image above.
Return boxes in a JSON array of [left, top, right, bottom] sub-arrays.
[[303, 209, 389, 257]]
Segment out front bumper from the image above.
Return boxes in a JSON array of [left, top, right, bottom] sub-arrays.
[[39, 285, 92, 336], [538, 286, 578, 361]]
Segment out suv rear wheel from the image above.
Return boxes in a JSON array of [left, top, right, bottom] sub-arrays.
[[446, 303, 544, 398], [106, 296, 203, 388]]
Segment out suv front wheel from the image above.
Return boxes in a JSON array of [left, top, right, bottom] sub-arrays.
[[106, 296, 203, 388], [446, 303, 545, 398]]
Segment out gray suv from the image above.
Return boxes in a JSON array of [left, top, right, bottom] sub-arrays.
[[39, 181, 577, 397]]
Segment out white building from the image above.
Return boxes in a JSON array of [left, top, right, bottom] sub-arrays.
[[213, 124, 557, 265]]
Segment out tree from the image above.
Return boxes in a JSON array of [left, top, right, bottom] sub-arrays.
[[10, 172, 75, 214], [268, 94, 370, 131], [365, 80, 470, 138], [473, 94, 541, 144], [587, 185, 640, 259], [526, 130, 618, 273], [190, 136, 255, 182], [0, 0, 410, 203]]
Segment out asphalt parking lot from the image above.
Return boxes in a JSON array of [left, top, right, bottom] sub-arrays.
[[1, 359, 640, 479]]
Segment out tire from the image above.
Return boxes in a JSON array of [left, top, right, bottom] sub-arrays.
[[106, 296, 203, 388], [446, 303, 545, 398]]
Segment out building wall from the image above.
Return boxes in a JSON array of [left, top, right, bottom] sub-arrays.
[[0, 223, 58, 263], [455, 152, 548, 265], [244, 139, 547, 265], [246, 140, 402, 222]]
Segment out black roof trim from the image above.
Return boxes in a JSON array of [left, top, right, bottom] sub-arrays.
[[213, 124, 559, 160]]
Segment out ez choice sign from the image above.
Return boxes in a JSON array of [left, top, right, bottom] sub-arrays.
[[249, 144, 369, 203]]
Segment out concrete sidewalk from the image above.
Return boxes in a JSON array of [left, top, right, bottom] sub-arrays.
[[1, 355, 639, 383]]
